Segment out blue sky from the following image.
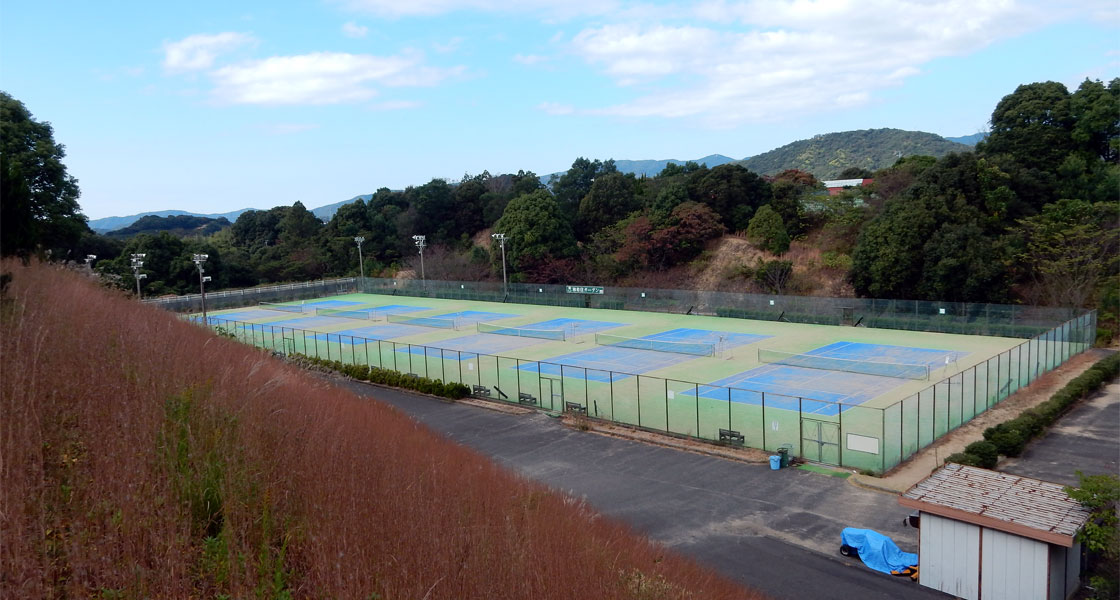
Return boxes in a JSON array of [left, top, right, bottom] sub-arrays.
[[3, 1, 1116, 219]]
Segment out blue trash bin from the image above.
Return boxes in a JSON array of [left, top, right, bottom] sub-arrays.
[[769, 455, 781, 470]]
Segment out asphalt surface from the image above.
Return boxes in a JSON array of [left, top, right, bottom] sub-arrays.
[[1000, 381, 1120, 487], [340, 378, 951, 600]]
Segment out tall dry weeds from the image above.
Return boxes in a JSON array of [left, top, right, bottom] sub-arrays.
[[1, 260, 766, 599]]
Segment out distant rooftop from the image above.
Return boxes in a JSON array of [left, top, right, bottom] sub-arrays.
[[899, 463, 1091, 547], [821, 178, 870, 188]]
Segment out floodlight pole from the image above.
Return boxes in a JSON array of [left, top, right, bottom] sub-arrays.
[[354, 236, 365, 280], [84, 254, 97, 268], [193, 253, 209, 322], [130, 253, 146, 300], [491, 233, 508, 297], [412, 235, 426, 286]]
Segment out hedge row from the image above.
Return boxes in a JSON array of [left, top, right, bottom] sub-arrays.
[[295, 354, 472, 400], [947, 352, 1119, 468]]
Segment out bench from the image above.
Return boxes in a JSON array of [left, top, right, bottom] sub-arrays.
[[472, 385, 491, 397], [564, 402, 587, 415], [518, 392, 538, 406], [719, 428, 745, 445]]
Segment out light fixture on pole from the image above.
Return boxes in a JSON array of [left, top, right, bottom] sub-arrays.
[[491, 233, 508, 298], [192, 253, 209, 323], [130, 253, 146, 299], [412, 235, 426, 285], [84, 254, 97, 267], [354, 236, 365, 279]]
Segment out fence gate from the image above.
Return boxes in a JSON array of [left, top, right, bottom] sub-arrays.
[[542, 376, 563, 411], [801, 418, 841, 465]]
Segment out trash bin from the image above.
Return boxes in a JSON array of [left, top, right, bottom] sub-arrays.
[[777, 445, 793, 468], [769, 455, 781, 470]]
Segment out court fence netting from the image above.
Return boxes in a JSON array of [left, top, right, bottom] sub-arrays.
[[190, 303, 1095, 474]]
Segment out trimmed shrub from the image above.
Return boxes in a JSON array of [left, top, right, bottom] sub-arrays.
[[946, 452, 985, 468], [963, 441, 1000, 469]]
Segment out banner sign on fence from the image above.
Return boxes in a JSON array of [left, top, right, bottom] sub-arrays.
[[566, 285, 604, 294]]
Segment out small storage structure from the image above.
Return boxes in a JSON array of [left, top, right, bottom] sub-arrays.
[[899, 463, 1091, 600]]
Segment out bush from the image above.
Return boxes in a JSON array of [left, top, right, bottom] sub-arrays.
[[946, 452, 985, 468], [963, 441, 1000, 468]]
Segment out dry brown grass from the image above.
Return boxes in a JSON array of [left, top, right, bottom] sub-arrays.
[[1, 260, 766, 599]]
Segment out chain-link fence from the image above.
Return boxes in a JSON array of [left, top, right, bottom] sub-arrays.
[[357, 278, 1077, 338], [198, 307, 1095, 473], [145, 277, 357, 313]]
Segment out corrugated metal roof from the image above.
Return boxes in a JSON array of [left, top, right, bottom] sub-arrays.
[[900, 463, 1091, 545]]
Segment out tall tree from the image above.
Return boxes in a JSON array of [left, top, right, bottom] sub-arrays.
[[493, 190, 578, 276], [688, 164, 771, 232], [575, 171, 640, 238], [979, 81, 1075, 172], [551, 157, 617, 215], [0, 91, 88, 257]]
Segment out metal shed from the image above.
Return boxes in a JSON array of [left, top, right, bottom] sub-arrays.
[[899, 463, 1091, 600]]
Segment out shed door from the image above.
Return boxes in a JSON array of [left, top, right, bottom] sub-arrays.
[[981, 527, 1048, 600], [919, 513, 980, 600]]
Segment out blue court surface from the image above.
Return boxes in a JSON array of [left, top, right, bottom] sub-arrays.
[[394, 333, 546, 358], [517, 327, 757, 383], [368, 304, 429, 314], [530, 318, 625, 336], [431, 310, 517, 325], [308, 322, 442, 343], [698, 341, 968, 415]]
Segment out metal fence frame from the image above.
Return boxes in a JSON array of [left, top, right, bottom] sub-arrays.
[[199, 305, 1095, 473]]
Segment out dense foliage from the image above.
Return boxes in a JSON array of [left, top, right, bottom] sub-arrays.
[[3, 79, 1116, 319]]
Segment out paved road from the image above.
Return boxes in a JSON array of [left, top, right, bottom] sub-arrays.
[[1001, 381, 1120, 487], [341, 380, 950, 599]]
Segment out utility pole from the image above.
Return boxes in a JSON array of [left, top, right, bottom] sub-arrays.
[[412, 235, 426, 286], [192, 253, 210, 323], [491, 233, 507, 298], [354, 236, 365, 279], [130, 254, 147, 299]]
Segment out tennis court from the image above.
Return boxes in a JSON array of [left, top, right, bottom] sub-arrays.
[[195, 289, 1094, 473]]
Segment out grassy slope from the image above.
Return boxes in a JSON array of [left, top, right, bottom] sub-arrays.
[[0, 260, 765, 599]]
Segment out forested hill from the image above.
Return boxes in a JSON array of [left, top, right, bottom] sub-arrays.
[[105, 214, 231, 238], [737, 128, 971, 179]]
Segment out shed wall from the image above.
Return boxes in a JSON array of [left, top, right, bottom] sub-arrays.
[[1065, 541, 1081, 599], [982, 527, 1048, 600], [920, 513, 980, 600]]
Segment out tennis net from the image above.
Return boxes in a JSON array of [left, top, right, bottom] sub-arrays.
[[757, 349, 930, 380], [386, 313, 460, 330], [594, 333, 715, 357], [477, 322, 566, 341], [315, 307, 381, 321], [259, 302, 305, 314]]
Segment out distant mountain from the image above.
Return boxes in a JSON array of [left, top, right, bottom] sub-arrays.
[[89, 208, 256, 234], [543, 154, 742, 183], [735, 128, 972, 180], [944, 132, 988, 146], [311, 194, 373, 221], [105, 214, 232, 238]]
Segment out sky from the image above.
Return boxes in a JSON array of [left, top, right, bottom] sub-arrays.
[[2, 1, 1117, 220]]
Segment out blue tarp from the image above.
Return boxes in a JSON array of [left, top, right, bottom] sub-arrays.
[[841, 528, 918, 575]]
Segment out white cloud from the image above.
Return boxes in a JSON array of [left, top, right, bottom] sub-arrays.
[[261, 123, 319, 134], [567, 0, 1059, 125], [513, 53, 549, 65], [163, 32, 255, 72], [367, 100, 423, 110], [537, 101, 574, 115], [342, 21, 369, 38], [211, 51, 456, 105], [334, 0, 616, 19]]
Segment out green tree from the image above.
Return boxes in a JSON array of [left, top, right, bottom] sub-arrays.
[[575, 171, 640, 238], [745, 205, 791, 254], [493, 190, 578, 276], [850, 196, 936, 298], [979, 81, 1075, 171], [551, 157, 618, 215], [688, 164, 771, 232], [1013, 199, 1119, 308], [0, 91, 88, 257], [1069, 78, 1120, 163], [1066, 472, 1120, 599]]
